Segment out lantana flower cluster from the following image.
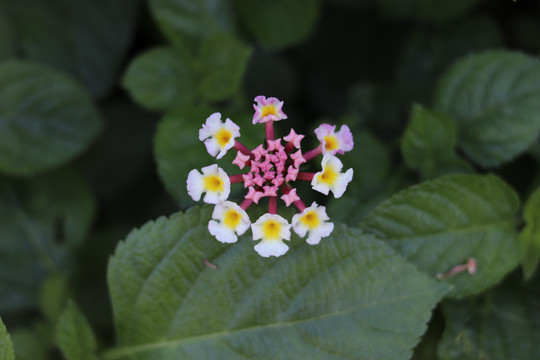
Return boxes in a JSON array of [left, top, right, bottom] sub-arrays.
[[187, 96, 354, 257]]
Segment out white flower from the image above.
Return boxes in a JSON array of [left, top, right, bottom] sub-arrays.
[[292, 202, 334, 245], [186, 164, 230, 204], [199, 112, 240, 159], [311, 154, 353, 198], [314, 124, 354, 155], [251, 213, 291, 257], [208, 201, 250, 243]]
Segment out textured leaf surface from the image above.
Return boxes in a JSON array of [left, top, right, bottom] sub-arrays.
[[438, 277, 540, 360], [361, 174, 521, 297], [0, 61, 102, 176], [1, 0, 139, 97], [105, 206, 448, 359], [198, 34, 252, 101], [401, 105, 472, 179], [122, 47, 196, 112], [149, 0, 235, 47], [0, 169, 95, 312], [0, 317, 14, 360], [235, 0, 320, 51], [56, 301, 97, 360], [520, 187, 540, 279], [434, 51, 540, 167]]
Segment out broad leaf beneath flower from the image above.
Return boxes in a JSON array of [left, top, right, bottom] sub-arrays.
[[105, 206, 449, 359]]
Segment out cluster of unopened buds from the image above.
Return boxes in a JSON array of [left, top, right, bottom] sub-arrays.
[[187, 96, 354, 257]]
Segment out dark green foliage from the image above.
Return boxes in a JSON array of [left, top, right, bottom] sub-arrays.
[[1, 0, 540, 359]]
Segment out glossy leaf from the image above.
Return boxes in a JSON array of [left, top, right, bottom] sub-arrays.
[[105, 206, 448, 359], [361, 174, 521, 297], [56, 301, 97, 360], [0, 61, 102, 176], [434, 51, 540, 167], [0, 169, 95, 312], [520, 187, 540, 279], [1, 0, 139, 97], [401, 105, 472, 179], [0, 317, 14, 360], [149, 0, 235, 47], [235, 0, 321, 51], [198, 34, 252, 101], [438, 277, 540, 360], [122, 47, 196, 112]]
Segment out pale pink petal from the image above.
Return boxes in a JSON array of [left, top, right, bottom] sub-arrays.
[[281, 188, 300, 206], [232, 151, 251, 169], [283, 129, 304, 149]]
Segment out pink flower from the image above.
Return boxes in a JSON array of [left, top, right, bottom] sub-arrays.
[[252, 96, 287, 124], [188, 96, 354, 257], [314, 124, 354, 155]]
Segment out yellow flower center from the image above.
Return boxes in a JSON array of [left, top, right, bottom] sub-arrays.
[[203, 175, 224, 192], [224, 209, 241, 229], [263, 220, 281, 240], [323, 135, 339, 152], [319, 165, 337, 185], [300, 211, 320, 229], [215, 128, 232, 148], [261, 105, 277, 118]]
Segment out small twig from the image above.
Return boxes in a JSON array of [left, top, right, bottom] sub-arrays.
[[203, 258, 219, 270], [436, 258, 477, 279]]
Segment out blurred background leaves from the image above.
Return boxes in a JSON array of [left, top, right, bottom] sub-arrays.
[[1, 0, 540, 359]]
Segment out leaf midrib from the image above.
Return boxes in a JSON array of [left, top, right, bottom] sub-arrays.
[[102, 288, 441, 359]]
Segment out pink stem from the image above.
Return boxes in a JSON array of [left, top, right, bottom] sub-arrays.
[[229, 174, 244, 184], [240, 198, 253, 211], [436, 258, 477, 279], [268, 196, 277, 214], [294, 199, 306, 212], [303, 144, 322, 162], [234, 141, 252, 156], [284, 141, 295, 153], [296, 172, 315, 181], [265, 121, 275, 141]]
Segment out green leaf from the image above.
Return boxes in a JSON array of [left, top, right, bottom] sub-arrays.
[[396, 18, 503, 105], [234, 0, 321, 51], [0, 317, 14, 360], [0, 168, 95, 312], [149, 0, 236, 47], [105, 206, 449, 359], [122, 47, 197, 112], [11, 324, 52, 360], [377, 0, 482, 23], [0, 61, 102, 176], [1, 0, 139, 97], [434, 51, 540, 168], [401, 105, 473, 179], [361, 174, 521, 298], [438, 277, 540, 360], [40, 273, 69, 323], [198, 34, 252, 101], [520, 187, 540, 279], [56, 301, 97, 360]]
